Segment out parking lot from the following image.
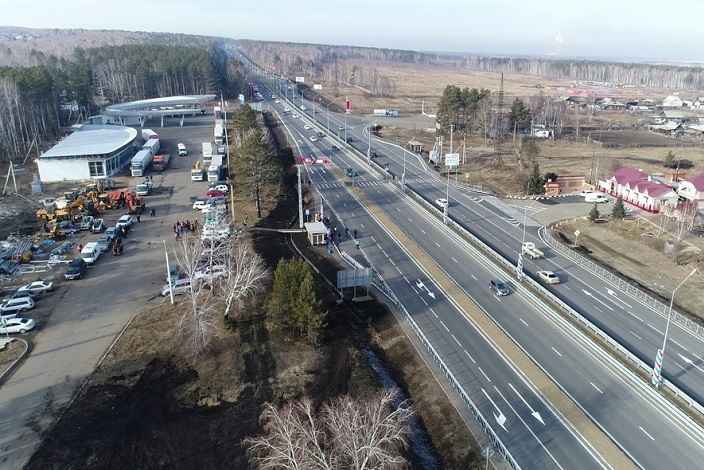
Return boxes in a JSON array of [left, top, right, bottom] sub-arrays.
[[0, 111, 225, 468]]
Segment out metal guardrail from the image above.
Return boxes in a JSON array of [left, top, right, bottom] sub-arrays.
[[540, 225, 704, 340], [372, 279, 520, 470]]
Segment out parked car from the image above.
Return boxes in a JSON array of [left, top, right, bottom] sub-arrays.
[[212, 184, 229, 194], [585, 193, 609, 203], [0, 317, 35, 334], [206, 189, 226, 198], [580, 190, 594, 197], [370, 150, 377, 158], [3, 290, 41, 302], [193, 200, 208, 211], [303, 124, 311, 130], [0, 297, 35, 314], [331, 145, 340, 151], [194, 264, 228, 282], [537, 271, 560, 284], [208, 180, 227, 189], [97, 233, 112, 252], [489, 278, 509, 296], [18, 281, 53, 293], [206, 196, 228, 206], [91, 218, 106, 233], [65, 258, 88, 280], [116, 215, 133, 229], [104, 226, 119, 242], [161, 278, 193, 297], [300, 105, 307, 111]]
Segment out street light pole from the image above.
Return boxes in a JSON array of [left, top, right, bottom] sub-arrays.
[[344, 112, 347, 147], [163, 240, 174, 305], [653, 268, 697, 388]]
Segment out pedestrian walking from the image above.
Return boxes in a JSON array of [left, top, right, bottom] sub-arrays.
[[345, 227, 349, 237], [172, 222, 176, 231], [353, 229, 358, 238], [136, 213, 141, 223], [150, 208, 156, 217]]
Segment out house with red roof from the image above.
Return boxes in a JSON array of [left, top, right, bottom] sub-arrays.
[[598, 168, 678, 213], [677, 172, 704, 202]]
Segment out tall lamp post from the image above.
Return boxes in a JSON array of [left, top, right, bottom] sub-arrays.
[[344, 112, 347, 147], [652, 268, 697, 388], [163, 240, 174, 305]]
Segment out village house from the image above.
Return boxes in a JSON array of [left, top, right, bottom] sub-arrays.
[[662, 95, 684, 108], [598, 168, 679, 213], [677, 172, 704, 202]]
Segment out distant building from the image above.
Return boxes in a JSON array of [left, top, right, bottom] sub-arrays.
[[662, 95, 684, 108], [677, 172, 704, 202], [598, 168, 678, 213]]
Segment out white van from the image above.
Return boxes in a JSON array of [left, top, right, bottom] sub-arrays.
[[585, 193, 609, 203], [80, 242, 101, 265], [177, 143, 187, 156]]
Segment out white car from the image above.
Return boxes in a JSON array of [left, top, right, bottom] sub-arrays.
[[193, 200, 208, 211], [0, 297, 35, 315], [537, 271, 560, 284], [284, 107, 290, 112], [292, 113, 298, 118], [580, 190, 594, 197], [161, 278, 193, 297], [435, 198, 449, 208], [213, 184, 229, 193], [304, 124, 311, 130], [116, 215, 133, 228], [0, 318, 35, 334], [194, 264, 228, 282], [310, 136, 318, 142], [300, 105, 307, 111], [18, 280, 53, 293]]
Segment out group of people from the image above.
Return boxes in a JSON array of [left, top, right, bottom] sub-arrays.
[[171, 220, 198, 238]]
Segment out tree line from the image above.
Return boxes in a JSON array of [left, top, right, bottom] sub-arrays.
[[0, 43, 244, 162]]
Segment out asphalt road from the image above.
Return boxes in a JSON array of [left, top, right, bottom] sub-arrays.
[[262, 83, 704, 468], [0, 115, 217, 468]]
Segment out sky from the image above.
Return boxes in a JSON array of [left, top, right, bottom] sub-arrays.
[[3, 0, 704, 63]]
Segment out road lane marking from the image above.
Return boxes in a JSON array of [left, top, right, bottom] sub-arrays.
[[408, 218, 413, 223], [403, 276, 410, 284], [477, 367, 491, 382], [630, 331, 642, 340], [439, 320, 449, 332], [519, 318, 529, 327], [430, 307, 438, 318], [464, 349, 476, 363], [370, 236, 376, 243], [420, 296, 428, 306], [396, 266, 402, 274], [471, 275, 477, 280], [674, 362, 687, 372], [382, 250, 388, 256], [672, 339, 686, 350], [551, 347, 562, 357], [451, 257, 458, 263], [360, 224, 364, 229], [626, 311, 643, 321], [451, 334, 462, 347], [647, 324, 663, 335], [590, 382, 603, 394], [639, 426, 655, 441], [435, 242, 440, 247], [389, 259, 395, 265], [594, 306, 603, 313], [420, 229, 426, 234]]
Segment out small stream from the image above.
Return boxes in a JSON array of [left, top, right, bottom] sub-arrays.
[[360, 346, 440, 470]]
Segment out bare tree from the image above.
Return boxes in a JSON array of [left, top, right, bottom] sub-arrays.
[[220, 239, 269, 319], [246, 388, 413, 470], [673, 200, 699, 241], [170, 233, 221, 357]]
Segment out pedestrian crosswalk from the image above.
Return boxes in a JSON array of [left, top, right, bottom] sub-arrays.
[[319, 180, 385, 189]]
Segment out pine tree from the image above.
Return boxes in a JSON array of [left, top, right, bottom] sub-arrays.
[[526, 163, 544, 195], [664, 150, 676, 168], [612, 196, 626, 219], [589, 203, 601, 222]]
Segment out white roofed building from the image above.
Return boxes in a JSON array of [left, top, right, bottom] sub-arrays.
[[37, 125, 138, 182]]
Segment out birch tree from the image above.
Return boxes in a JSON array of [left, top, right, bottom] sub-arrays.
[[220, 239, 269, 319], [245, 388, 413, 470]]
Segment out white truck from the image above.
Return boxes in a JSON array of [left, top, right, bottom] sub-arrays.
[[202, 142, 213, 166], [142, 129, 158, 141], [521, 242, 544, 260], [131, 149, 153, 177]]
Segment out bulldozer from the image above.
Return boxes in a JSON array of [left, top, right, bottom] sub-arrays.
[[97, 190, 125, 211]]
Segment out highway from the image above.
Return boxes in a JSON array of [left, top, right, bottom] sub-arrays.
[[258, 80, 704, 468]]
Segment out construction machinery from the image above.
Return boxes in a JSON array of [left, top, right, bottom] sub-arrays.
[[124, 190, 145, 214]]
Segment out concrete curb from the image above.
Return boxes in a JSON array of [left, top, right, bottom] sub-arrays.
[[0, 339, 32, 385]]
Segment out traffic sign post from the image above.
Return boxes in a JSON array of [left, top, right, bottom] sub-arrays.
[[574, 229, 580, 248], [516, 253, 524, 280]]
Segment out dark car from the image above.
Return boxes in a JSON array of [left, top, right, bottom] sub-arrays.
[[3, 290, 41, 302], [370, 150, 377, 158], [65, 258, 87, 280], [331, 145, 340, 151], [346, 137, 353, 143], [345, 168, 355, 177]]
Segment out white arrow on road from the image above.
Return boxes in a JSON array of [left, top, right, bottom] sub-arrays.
[[481, 388, 507, 431], [415, 279, 436, 299], [678, 354, 704, 374], [606, 289, 633, 308], [508, 383, 545, 425], [582, 289, 614, 311]]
